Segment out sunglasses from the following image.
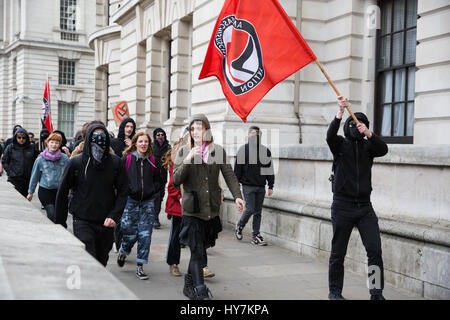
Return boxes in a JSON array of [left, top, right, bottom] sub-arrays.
[[92, 132, 106, 138], [156, 133, 164, 136], [17, 136, 27, 140], [349, 121, 356, 128]]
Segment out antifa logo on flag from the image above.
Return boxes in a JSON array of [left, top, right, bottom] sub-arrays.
[[214, 15, 265, 96]]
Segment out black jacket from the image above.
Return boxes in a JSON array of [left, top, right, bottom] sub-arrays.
[[122, 152, 163, 201], [1, 128, 38, 180], [55, 124, 129, 227], [110, 118, 136, 157], [326, 114, 388, 202], [151, 128, 171, 186], [234, 137, 275, 189]]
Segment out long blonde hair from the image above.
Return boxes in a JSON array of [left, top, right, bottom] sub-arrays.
[[123, 132, 153, 157]]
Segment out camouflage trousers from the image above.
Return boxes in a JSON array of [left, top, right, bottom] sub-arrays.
[[119, 197, 156, 264]]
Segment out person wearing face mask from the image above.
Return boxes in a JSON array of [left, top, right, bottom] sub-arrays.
[[116, 132, 163, 280], [27, 133, 69, 222], [151, 128, 171, 229], [234, 126, 275, 246], [326, 96, 388, 301], [55, 123, 128, 267], [2, 128, 39, 197]]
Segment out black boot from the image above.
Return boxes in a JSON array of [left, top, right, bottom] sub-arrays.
[[193, 284, 213, 300], [183, 274, 194, 299]]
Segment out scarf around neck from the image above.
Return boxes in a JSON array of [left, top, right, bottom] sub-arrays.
[[201, 142, 209, 163], [41, 148, 62, 162]]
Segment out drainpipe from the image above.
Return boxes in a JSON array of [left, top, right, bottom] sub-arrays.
[[294, 0, 303, 143]]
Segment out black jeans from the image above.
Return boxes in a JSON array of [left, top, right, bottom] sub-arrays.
[[328, 200, 384, 295], [73, 219, 114, 267], [9, 176, 29, 198], [154, 188, 166, 222], [238, 185, 266, 237], [167, 215, 182, 265]]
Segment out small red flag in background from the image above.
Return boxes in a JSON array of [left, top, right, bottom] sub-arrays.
[[199, 0, 317, 122], [42, 76, 53, 133]]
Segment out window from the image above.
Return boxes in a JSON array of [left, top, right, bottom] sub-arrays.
[[59, 59, 75, 85], [60, 0, 78, 41], [60, 0, 77, 31], [375, 0, 417, 143], [58, 102, 75, 138]]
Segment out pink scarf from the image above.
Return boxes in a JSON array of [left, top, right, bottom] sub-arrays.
[[201, 142, 209, 163]]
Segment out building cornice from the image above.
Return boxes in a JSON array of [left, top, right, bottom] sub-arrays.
[[1, 39, 94, 55], [111, 0, 140, 25], [88, 24, 122, 50]]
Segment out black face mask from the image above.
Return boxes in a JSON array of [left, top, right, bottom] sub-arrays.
[[91, 132, 107, 162], [349, 126, 364, 140]]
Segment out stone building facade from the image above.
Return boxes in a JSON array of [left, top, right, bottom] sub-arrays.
[[0, 0, 98, 139], [89, 0, 450, 299]]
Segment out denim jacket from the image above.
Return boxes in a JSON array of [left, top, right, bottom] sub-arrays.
[[28, 154, 69, 194]]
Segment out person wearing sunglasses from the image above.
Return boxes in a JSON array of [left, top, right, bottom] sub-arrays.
[[2, 128, 39, 197], [55, 124, 128, 267], [326, 96, 388, 300]]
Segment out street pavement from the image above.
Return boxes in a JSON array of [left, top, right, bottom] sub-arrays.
[[28, 197, 423, 300]]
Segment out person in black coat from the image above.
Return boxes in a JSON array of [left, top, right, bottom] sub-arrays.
[[110, 118, 136, 157], [110, 117, 136, 251], [1, 128, 39, 197], [4, 124, 22, 150], [234, 126, 275, 246], [151, 128, 171, 229], [55, 123, 129, 267], [326, 96, 388, 301]]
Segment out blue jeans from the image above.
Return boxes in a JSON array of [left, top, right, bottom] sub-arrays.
[[119, 197, 156, 264]]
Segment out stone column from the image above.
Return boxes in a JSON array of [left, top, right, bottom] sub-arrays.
[[119, 17, 146, 129]]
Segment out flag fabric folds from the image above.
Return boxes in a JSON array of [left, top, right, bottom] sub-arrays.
[[199, 0, 317, 122], [42, 76, 53, 134]]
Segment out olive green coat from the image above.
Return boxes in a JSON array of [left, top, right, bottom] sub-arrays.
[[172, 114, 242, 221]]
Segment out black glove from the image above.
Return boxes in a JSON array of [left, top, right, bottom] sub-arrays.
[[167, 214, 172, 220]]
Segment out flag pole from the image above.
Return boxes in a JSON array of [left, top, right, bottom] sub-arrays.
[[314, 60, 359, 124]]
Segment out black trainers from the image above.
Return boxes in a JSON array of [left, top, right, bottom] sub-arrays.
[[117, 252, 126, 267], [252, 234, 267, 246], [154, 220, 161, 229], [328, 292, 346, 300], [136, 265, 149, 280], [235, 225, 243, 240]]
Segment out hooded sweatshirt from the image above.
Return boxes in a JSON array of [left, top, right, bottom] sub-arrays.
[[234, 134, 275, 189], [55, 124, 129, 227], [172, 114, 242, 221], [326, 113, 388, 202], [1, 128, 38, 180], [110, 118, 136, 157], [151, 127, 171, 185]]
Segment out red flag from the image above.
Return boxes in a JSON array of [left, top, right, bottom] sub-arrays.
[[199, 0, 317, 122], [42, 76, 53, 133]]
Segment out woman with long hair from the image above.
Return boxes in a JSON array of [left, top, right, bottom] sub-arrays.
[[116, 131, 163, 280], [27, 133, 69, 222], [173, 114, 245, 300]]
